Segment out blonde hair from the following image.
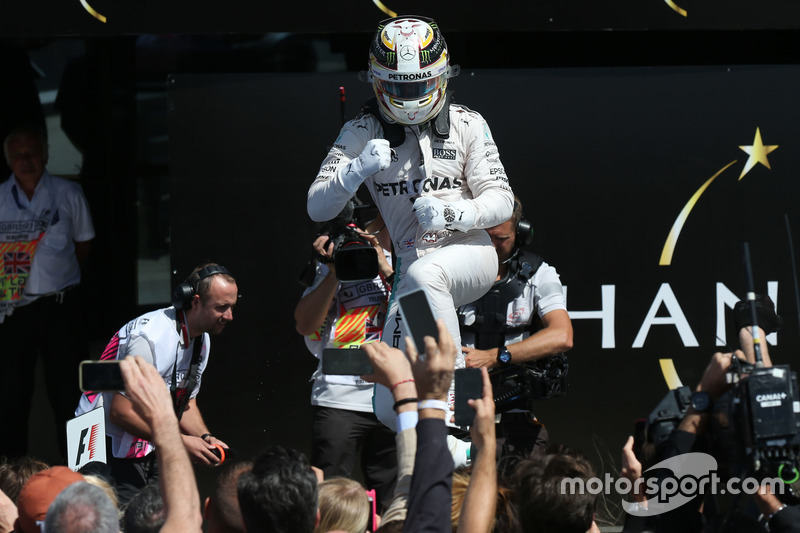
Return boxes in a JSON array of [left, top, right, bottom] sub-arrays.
[[511, 196, 524, 228], [315, 478, 369, 533], [450, 469, 471, 530], [82, 474, 119, 510]]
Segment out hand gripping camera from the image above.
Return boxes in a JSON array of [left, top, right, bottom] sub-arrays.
[[490, 353, 569, 414], [298, 199, 379, 285], [709, 292, 800, 482], [634, 290, 800, 485], [635, 385, 692, 454], [324, 201, 378, 283], [711, 359, 800, 483]]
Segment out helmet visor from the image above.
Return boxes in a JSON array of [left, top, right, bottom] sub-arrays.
[[374, 74, 446, 101]]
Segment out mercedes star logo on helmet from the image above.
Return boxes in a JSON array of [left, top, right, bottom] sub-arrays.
[[400, 45, 417, 60]]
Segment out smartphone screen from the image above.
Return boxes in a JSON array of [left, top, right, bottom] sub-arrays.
[[397, 288, 439, 353], [79, 360, 125, 392], [321, 348, 373, 375], [454, 368, 483, 427]]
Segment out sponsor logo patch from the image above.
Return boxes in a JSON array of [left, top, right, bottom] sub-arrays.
[[433, 148, 457, 160]]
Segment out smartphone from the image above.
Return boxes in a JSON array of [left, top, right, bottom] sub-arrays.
[[321, 347, 373, 375], [454, 368, 483, 427], [397, 288, 439, 353], [79, 360, 124, 392]]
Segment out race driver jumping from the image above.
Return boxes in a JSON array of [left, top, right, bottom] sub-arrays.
[[307, 16, 515, 449]]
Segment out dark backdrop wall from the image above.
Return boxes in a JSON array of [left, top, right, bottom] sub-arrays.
[[5, 0, 800, 35], [169, 67, 800, 504]]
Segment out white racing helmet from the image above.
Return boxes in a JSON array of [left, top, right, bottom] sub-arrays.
[[367, 16, 459, 126]]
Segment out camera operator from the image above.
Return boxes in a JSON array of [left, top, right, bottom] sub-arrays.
[[623, 350, 767, 533], [623, 296, 800, 532], [662, 297, 778, 472], [457, 196, 572, 458], [294, 212, 397, 511]]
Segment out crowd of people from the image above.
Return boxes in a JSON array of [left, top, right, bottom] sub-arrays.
[[0, 321, 602, 533], [2, 13, 800, 533], [3, 314, 798, 532]]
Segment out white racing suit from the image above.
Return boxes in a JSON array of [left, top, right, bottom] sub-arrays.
[[308, 102, 514, 430]]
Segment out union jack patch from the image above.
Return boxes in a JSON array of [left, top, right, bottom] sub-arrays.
[[3, 252, 31, 275]]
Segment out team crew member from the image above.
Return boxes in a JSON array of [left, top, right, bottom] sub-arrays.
[[76, 263, 237, 505], [458, 197, 572, 455], [307, 16, 514, 430], [0, 125, 95, 461], [460, 197, 572, 368]]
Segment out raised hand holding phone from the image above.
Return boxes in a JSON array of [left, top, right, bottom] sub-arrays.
[[321, 347, 373, 375], [397, 288, 439, 355], [406, 318, 455, 407], [454, 368, 483, 427], [79, 360, 125, 392]]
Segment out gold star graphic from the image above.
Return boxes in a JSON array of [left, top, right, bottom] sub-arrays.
[[738, 127, 778, 180]]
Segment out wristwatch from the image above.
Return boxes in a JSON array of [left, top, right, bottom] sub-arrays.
[[690, 391, 712, 413], [497, 346, 512, 365]]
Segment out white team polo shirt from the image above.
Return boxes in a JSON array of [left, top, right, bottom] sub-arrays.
[[0, 171, 95, 298]]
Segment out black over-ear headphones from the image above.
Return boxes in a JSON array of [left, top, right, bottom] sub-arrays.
[[516, 218, 533, 248], [171, 264, 231, 310], [514, 198, 533, 248]]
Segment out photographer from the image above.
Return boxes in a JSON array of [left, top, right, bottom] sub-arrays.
[[457, 197, 572, 457], [623, 295, 800, 532], [623, 350, 763, 532], [294, 212, 397, 511]]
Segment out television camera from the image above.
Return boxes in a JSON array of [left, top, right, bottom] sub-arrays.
[[635, 293, 800, 485], [299, 199, 381, 285], [490, 352, 569, 414]]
